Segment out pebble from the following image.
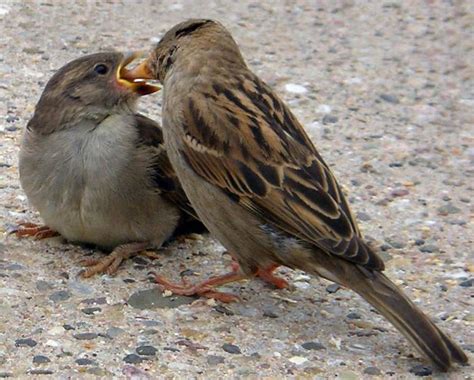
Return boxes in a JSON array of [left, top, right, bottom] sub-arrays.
[[284, 83, 308, 94], [322, 114, 338, 124], [262, 307, 279, 318], [105, 326, 125, 339], [15, 338, 37, 347], [379, 93, 399, 104], [462, 344, 474, 353], [28, 369, 54, 375], [346, 312, 361, 320], [214, 305, 234, 316], [0, 373, 12, 378], [414, 239, 425, 246], [48, 290, 71, 302], [127, 288, 194, 309], [385, 238, 406, 249], [419, 244, 439, 253], [63, 324, 75, 331], [301, 341, 326, 351], [81, 307, 101, 315], [32, 355, 50, 364], [222, 343, 242, 354], [437, 203, 461, 215], [136, 345, 157, 356], [338, 371, 359, 380], [289, 356, 308, 365], [363, 366, 381, 375], [356, 211, 371, 221], [123, 354, 143, 364], [391, 188, 409, 197], [75, 358, 95, 366], [326, 284, 341, 293], [73, 333, 98, 340], [459, 278, 473, 287], [207, 355, 225, 365], [409, 365, 432, 376]]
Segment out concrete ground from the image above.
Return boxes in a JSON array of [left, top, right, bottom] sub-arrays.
[[0, 0, 472, 378]]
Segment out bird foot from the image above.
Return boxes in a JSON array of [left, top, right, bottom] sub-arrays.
[[10, 222, 58, 240], [230, 259, 288, 289], [81, 242, 152, 278], [152, 271, 244, 303]]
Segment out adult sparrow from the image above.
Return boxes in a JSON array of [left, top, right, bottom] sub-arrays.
[[16, 51, 205, 277], [127, 20, 468, 370]]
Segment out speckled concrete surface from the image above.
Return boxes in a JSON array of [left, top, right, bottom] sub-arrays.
[[0, 1, 473, 378]]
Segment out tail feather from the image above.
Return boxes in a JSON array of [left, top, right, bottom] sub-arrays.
[[306, 258, 468, 371]]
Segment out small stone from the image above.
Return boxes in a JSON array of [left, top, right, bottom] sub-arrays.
[[414, 239, 425, 246], [289, 356, 308, 365], [346, 312, 361, 320], [81, 307, 101, 315], [207, 355, 225, 365], [63, 324, 75, 331], [73, 333, 98, 340], [391, 188, 409, 197], [379, 93, 399, 104], [222, 343, 241, 354], [136, 345, 157, 356], [28, 369, 54, 375], [409, 365, 432, 376], [127, 288, 193, 309], [105, 326, 125, 339], [459, 278, 473, 287], [36, 280, 53, 291], [15, 338, 37, 347], [389, 162, 403, 167], [385, 238, 406, 249], [285, 83, 308, 94], [301, 341, 326, 350], [363, 366, 381, 375], [123, 354, 143, 364], [322, 114, 338, 124], [326, 284, 341, 293], [33, 355, 50, 364], [419, 244, 439, 253], [214, 305, 234, 316], [75, 358, 95, 366], [462, 344, 474, 353], [80, 297, 107, 305], [263, 307, 279, 318], [48, 290, 71, 302], [437, 203, 461, 215], [460, 197, 470, 203], [0, 373, 12, 378], [356, 212, 371, 221]]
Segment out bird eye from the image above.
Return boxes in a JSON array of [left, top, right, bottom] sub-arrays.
[[93, 64, 109, 75]]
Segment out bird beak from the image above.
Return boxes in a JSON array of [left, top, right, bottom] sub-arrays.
[[117, 51, 160, 96]]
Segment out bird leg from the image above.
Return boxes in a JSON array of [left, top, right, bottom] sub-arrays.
[[230, 258, 289, 289], [153, 270, 244, 303], [10, 222, 59, 240], [81, 241, 153, 278], [153, 257, 287, 303]]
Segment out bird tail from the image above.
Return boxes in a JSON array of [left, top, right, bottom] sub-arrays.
[[306, 259, 468, 371]]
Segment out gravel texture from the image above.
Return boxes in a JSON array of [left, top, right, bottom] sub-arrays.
[[0, 1, 473, 378]]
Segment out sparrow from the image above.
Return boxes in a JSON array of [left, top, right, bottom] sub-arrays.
[[126, 19, 469, 370], [16, 51, 205, 277]]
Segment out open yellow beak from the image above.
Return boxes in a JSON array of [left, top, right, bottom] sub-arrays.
[[117, 52, 159, 96]]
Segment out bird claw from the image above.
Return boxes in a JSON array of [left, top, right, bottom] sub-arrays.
[[9, 222, 58, 240], [152, 272, 241, 303]]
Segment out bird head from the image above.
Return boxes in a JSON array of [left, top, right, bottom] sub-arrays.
[[28, 51, 160, 134]]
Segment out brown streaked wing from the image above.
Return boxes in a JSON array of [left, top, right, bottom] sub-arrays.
[[179, 74, 384, 270], [134, 114, 199, 219]]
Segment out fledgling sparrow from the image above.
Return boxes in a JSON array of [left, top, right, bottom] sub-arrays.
[[16, 52, 205, 277], [127, 20, 469, 370]]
